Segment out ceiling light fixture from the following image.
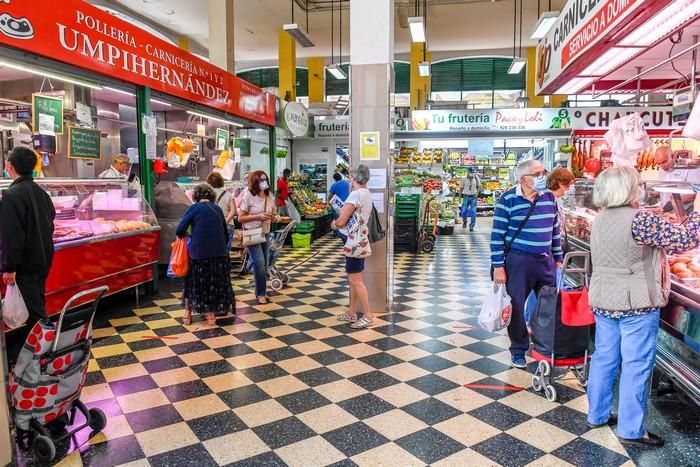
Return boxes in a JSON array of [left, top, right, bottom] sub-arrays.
[[408, 17, 426, 43], [283, 24, 315, 48], [186, 110, 244, 127], [580, 47, 642, 76], [105, 87, 172, 106], [555, 77, 595, 95], [327, 64, 347, 80], [618, 0, 700, 46], [508, 57, 527, 74], [418, 61, 430, 77], [530, 11, 559, 40], [0, 60, 103, 90]]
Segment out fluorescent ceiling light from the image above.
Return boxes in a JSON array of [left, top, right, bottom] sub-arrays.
[[619, 0, 700, 46], [531, 11, 559, 40], [418, 61, 430, 77], [326, 64, 348, 80], [580, 47, 642, 76], [283, 23, 315, 48], [508, 57, 526, 75], [408, 17, 426, 43], [105, 87, 172, 107], [150, 98, 172, 107], [0, 60, 103, 90], [186, 110, 244, 127], [555, 77, 595, 95]]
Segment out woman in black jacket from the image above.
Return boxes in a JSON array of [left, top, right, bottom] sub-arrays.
[[176, 184, 235, 326]]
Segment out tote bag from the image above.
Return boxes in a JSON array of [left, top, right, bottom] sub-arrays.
[[243, 196, 268, 247], [343, 197, 372, 259]]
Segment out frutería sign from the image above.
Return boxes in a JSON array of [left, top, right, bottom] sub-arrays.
[[0, 0, 275, 125]]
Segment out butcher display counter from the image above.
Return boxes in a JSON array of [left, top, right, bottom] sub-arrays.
[[562, 178, 700, 406], [0, 179, 160, 320]]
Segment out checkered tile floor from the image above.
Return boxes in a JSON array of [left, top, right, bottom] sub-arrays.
[[11, 228, 699, 466]]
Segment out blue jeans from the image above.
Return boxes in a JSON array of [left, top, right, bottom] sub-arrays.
[[247, 241, 269, 298], [461, 195, 477, 228], [587, 310, 660, 439]]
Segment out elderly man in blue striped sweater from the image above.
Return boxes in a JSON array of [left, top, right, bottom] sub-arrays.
[[491, 159, 563, 368]]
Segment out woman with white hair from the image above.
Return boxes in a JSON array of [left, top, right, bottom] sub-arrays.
[[331, 164, 375, 329], [588, 166, 700, 447]]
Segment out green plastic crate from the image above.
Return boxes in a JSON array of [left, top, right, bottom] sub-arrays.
[[295, 221, 315, 234]]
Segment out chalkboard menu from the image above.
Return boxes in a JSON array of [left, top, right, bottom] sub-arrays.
[[32, 94, 64, 135], [68, 126, 101, 160], [234, 138, 251, 157]]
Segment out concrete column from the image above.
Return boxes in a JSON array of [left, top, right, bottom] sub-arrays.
[[279, 30, 297, 101], [526, 47, 545, 108], [307, 57, 326, 104], [208, 0, 235, 73], [410, 42, 431, 110], [350, 0, 394, 313]]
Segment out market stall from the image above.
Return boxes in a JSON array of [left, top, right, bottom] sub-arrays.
[[288, 173, 333, 240], [0, 179, 159, 316]]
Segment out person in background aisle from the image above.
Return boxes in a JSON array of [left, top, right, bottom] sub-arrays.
[[329, 172, 351, 204], [460, 166, 481, 231], [99, 154, 130, 179], [238, 171, 277, 305], [207, 172, 238, 252], [524, 167, 576, 324], [276, 168, 291, 217], [235, 172, 252, 209], [491, 160, 563, 368], [176, 184, 235, 326], [587, 166, 700, 447], [0, 147, 56, 338], [331, 164, 375, 329]]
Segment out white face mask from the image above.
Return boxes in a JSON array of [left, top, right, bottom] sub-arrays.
[[259, 181, 269, 191]]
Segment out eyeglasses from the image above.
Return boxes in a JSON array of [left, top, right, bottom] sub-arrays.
[[524, 169, 548, 178]]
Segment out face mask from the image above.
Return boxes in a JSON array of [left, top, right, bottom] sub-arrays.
[[259, 181, 269, 191], [533, 175, 547, 191]]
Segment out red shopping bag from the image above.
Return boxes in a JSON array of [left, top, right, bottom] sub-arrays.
[[169, 237, 190, 278], [560, 287, 595, 326]]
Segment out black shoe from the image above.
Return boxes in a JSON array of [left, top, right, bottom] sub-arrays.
[[619, 432, 664, 447], [463, 222, 467, 228], [587, 414, 618, 429], [470, 227, 475, 232]]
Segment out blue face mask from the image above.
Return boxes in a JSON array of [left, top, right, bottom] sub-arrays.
[[533, 175, 547, 191]]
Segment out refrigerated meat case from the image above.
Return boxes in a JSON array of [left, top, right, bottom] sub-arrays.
[[0, 179, 160, 319], [562, 179, 700, 406]]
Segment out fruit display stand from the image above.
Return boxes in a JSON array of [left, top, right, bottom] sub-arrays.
[[288, 173, 333, 240], [1, 179, 160, 322], [446, 152, 515, 215], [563, 178, 700, 407]]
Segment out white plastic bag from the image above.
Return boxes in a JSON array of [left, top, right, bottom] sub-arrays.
[[478, 284, 512, 332], [2, 284, 29, 329]]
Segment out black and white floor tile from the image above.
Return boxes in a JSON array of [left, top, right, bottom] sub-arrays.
[[9, 226, 700, 466]]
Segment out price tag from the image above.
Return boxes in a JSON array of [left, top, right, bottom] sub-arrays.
[[38, 114, 55, 135]]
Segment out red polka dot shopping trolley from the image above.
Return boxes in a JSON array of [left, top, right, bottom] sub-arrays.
[[9, 286, 109, 464]]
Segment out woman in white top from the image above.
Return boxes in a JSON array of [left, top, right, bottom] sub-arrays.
[[237, 170, 277, 304], [331, 164, 375, 328]]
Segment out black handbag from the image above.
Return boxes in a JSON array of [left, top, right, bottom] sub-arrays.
[[367, 205, 385, 244]]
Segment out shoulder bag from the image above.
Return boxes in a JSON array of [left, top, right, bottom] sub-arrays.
[[490, 198, 539, 279], [242, 196, 267, 247], [367, 203, 386, 244]]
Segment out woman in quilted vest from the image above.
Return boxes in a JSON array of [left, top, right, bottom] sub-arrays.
[[588, 166, 700, 447]]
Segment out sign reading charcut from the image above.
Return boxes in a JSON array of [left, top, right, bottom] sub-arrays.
[[0, 0, 275, 125]]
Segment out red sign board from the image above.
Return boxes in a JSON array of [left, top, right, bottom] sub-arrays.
[[561, 0, 637, 67], [0, 0, 275, 126]]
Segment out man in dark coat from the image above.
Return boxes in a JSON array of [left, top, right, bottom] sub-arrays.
[[1, 147, 55, 324]]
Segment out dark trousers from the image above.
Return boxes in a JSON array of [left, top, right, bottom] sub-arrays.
[[16, 272, 49, 324], [505, 249, 556, 353]]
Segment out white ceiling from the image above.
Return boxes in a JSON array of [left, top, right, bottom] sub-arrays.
[[104, 0, 566, 69]]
